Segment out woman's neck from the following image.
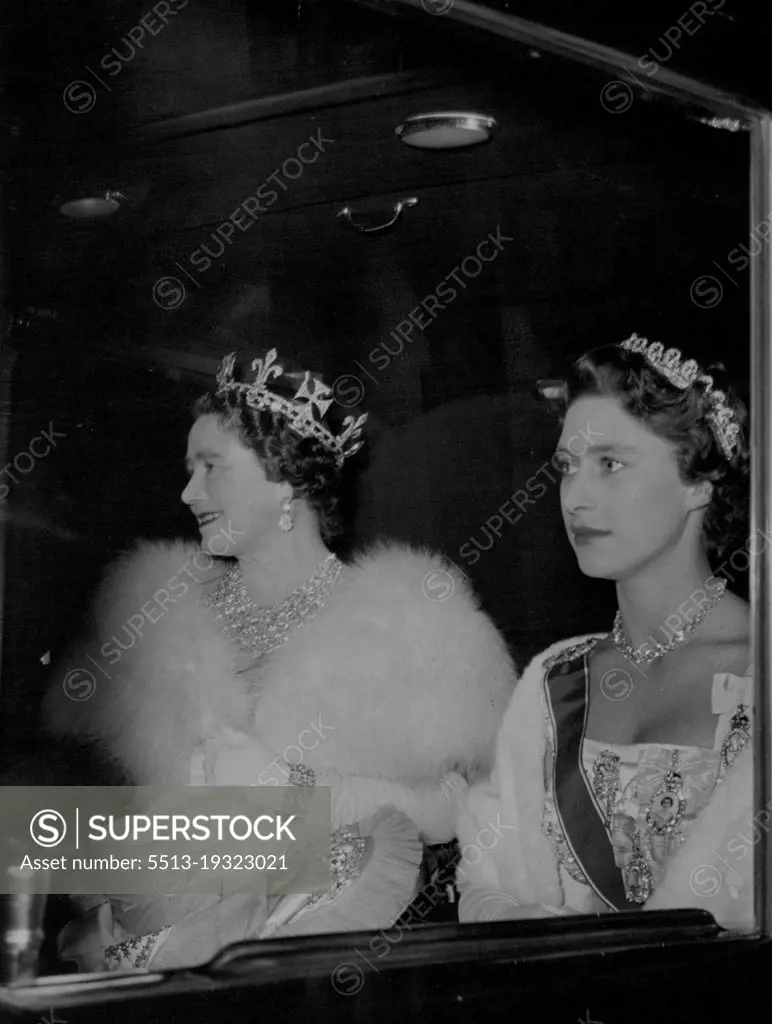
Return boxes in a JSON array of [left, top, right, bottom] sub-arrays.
[[237, 527, 333, 608], [615, 550, 719, 649]]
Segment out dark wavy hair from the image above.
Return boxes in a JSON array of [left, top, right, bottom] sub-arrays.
[[555, 342, 749, 564], [193, 365, 367, 543]]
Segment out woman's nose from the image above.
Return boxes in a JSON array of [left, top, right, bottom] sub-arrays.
[[561, 469, 595, 514], [181, 472, 203, 505]]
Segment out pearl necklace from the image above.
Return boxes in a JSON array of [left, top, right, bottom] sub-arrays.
[[204, 553, 343, 661], [611, 578, 727, 666]]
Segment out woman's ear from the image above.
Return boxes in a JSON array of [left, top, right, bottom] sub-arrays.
[[686, 479, 713, 512], [277, 481, 294, 504]]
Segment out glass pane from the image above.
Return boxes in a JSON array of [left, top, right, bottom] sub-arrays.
[[0, 0, 759, 986]]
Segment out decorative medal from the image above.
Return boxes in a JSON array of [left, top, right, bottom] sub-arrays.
[[591, 750, 622, 826], [645, 750, 686, 836], [720, 703, 751, 771], [622, 832, 654, 904]]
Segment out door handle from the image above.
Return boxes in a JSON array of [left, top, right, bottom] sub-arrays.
[[336, 196, 418, 234]]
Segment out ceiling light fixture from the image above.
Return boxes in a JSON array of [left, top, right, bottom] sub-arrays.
[[59, 190, 128, 219], [395, 112, 497, 150]]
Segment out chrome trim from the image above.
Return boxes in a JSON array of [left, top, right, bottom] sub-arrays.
[[750, 113, 772, 937], [390, 0, 764, 119]]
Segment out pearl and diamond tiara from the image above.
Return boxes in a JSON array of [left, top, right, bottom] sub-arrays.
[[215, 349, 367, 466], [619, 332, 741, 460]]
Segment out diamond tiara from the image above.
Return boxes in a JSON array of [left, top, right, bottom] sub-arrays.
[[619, 333, 741, 460], [215, 349, 368, 466]]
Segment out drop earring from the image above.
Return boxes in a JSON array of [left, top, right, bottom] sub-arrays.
[[279, 496, 294, 532]]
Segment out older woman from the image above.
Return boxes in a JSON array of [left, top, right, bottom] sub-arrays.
[[44, 348, 515, 970]]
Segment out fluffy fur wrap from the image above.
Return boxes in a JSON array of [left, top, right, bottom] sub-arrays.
[[43, 540, 516, 790]]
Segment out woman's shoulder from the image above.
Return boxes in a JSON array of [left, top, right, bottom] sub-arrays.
[[495, 634, 607, 721], [84, 538, 230, 635], [690, 590, 751, 678], [101, 538, 227, 592], [346, 540, 457, 586], [527, 633, 607, 677], [342, 540, 500, 626]]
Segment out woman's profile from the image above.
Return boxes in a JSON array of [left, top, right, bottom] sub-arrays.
[[456, 334, 754, 926], [44, 347, 516, 969]]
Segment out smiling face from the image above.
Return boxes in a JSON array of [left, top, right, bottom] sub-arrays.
[[181, 414, 289, 557], [555, 395, 710, 581]]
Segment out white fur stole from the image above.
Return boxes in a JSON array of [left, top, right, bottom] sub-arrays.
[[44, 540, 516, 790]]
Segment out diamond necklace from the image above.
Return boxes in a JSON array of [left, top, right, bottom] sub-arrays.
[[611, 578, 727, 666], [203, 552, 343, 661]]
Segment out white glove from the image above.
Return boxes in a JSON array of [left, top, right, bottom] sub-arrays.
[[189, 726, 279, 786]]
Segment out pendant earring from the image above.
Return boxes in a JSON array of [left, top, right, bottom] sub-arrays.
[[279, 496, 294, 532]]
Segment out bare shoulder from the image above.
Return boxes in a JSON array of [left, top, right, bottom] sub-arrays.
[[693, 589, 750, 674], [710, 589, 750, 641], [585, 634, 617, 671]]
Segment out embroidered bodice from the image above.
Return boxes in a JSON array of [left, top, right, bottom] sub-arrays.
[[541, 642, 752, 912]]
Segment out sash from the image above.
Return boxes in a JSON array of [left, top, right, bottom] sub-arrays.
[[544, 652, 629, 911]]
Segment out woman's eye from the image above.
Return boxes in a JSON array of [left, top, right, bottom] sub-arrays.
[[553, 454, 576, 475], [602, 458, 624, 473]]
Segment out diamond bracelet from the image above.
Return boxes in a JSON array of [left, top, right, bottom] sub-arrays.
[[287, 762, 317, 787]]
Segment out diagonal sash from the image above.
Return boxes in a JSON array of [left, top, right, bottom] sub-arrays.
[[544, 652, 629, 911]]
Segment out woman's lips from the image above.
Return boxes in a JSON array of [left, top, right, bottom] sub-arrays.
[[571, 527, 612, 544], [197, 512, 222, 527]]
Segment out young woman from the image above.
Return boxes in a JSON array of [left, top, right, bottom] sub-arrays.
[[44, 348, 515, 969], [456, 334, 754, 929]]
